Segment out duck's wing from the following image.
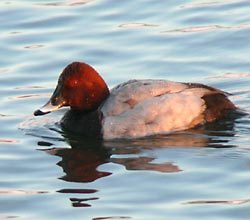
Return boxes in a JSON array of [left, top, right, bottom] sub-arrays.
[[102, 79, 188, 117], [183, 82, 232, 95], [101, 80, 235, 139]]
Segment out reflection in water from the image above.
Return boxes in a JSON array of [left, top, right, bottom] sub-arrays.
[[24, 45, 44, 49], [184, 198, 250, 205], [0, 215, 18, 219], [36, 0, 94, 7], [37, 113, 240, 208], [0, 68, 9, 74], [40, 139, 110, 207], [14, 85, 45, 90], [92, 217, 131, 220], [10, 94, 47, 100], [57, 188, 98, 207], [8, 31, 21, 35], [208, 72, 250, 79], [0, 189, 47, 195], [0, 138, 19, 144], [43, 143, 112, 182], [111, 156, 181, 173], [163, 23, 250, 34], [70, 197, 98, 207], [119, 23, 158, 29], [180, 0, 239, 9]]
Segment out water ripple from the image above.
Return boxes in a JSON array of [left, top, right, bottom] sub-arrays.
[[180, 0, 242, 9], [35, 0, 94, 7], [163, 23, 250, 34]]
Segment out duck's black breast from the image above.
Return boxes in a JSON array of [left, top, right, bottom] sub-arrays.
[[60, 109, 103, 138]]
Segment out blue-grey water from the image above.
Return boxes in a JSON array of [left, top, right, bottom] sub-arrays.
[[1, 0, 250, 219]]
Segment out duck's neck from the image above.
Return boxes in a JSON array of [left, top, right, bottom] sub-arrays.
[[61, 107, 104, 138]]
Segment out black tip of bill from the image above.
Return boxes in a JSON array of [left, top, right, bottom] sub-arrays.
[[34, 109, 50, 116]]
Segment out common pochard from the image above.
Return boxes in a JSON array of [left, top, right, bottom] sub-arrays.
[[34, 62, 236, 139]]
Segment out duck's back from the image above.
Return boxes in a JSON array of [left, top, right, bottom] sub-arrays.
[[101, 79, 235, 139]]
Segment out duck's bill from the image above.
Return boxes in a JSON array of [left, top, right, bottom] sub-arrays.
[[34, 101, 62, 116]]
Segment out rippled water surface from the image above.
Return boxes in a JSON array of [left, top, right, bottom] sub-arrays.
[[1, 0, 250, 219]]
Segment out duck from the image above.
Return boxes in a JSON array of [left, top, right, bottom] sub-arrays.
[[34, 62, 236, 139]]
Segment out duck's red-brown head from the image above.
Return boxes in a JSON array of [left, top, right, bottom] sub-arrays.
[[34, 62, 110, 116]]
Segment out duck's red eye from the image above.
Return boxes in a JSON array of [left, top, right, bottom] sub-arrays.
[[72, 80, 78, 86], [65, 78, 79, 88]]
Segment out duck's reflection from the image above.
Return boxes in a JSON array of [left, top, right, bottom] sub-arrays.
[[41, 123, 237, 177], [57, 188, 98, 207], [38, 113, 240, 207], [42, 133, 199, 183], [44, 141, 112, 182]]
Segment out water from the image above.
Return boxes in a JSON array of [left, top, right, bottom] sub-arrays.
[[1, 0, 250, 219]]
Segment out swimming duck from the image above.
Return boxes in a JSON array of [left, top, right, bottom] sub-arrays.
[[34, 62, 236, 139]]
